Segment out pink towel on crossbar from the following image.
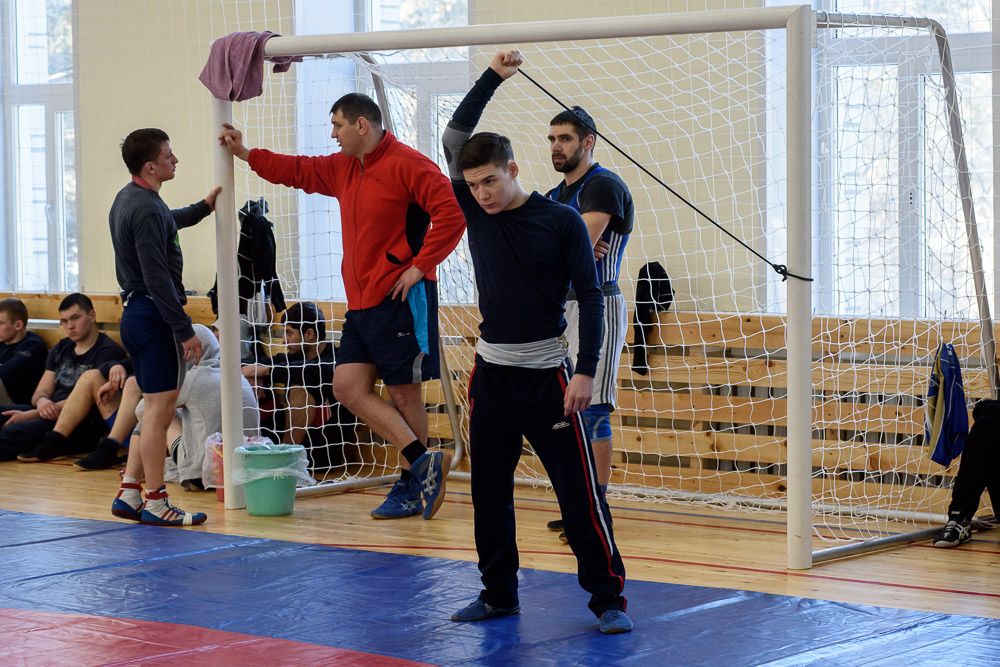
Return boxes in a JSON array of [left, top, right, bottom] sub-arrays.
[[199, 31, 301, 102]]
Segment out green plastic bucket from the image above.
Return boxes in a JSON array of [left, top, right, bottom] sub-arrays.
[[238, 444, 303, 516]]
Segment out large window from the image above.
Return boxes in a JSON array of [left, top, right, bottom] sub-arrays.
[[293, 0, 469, 303], [766, 0, 992, 318], [819, 21, 992, 319], [1, 0, 77, 291]]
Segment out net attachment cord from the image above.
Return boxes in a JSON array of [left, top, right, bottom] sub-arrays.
[[517, 68, 812, 283]]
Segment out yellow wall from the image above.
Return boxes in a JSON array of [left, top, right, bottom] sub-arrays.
[[77, 0, 765, 312], [77, 0, 292, 295], [469, 0, 767, 312]]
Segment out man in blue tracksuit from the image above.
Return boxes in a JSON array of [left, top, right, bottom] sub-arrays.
[[442, 50, 631, 634]]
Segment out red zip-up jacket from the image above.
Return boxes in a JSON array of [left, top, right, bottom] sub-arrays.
[[248, 131, 466, 310]]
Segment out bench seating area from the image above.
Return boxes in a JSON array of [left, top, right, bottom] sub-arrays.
[[6, 292, 997, 511], [3, 292, 216, 348], [428, 306, 1000, 514]]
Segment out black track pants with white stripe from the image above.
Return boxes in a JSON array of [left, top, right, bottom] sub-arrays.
[[467, 359, 627, 617]]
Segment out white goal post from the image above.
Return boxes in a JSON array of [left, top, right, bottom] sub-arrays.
[[209, 6, 996, 570], [210, 5, 814, 564]]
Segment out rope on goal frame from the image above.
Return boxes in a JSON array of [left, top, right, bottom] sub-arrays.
[[517, 68, 812, 283]]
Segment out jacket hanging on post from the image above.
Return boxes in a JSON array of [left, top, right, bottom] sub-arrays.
[[632, 261, 674, 375], [925, 342, 969, 466], [209, 198, 286, 315]]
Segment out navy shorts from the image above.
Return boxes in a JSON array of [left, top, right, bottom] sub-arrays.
[[337, 279, 440, 386], [121, 293, 186, 394]]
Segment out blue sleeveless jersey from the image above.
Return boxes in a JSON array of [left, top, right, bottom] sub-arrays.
[[546, 164, 631, 287]]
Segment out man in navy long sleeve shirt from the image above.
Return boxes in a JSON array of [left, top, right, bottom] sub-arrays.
[[442, 50, 631, 634], [108, 128, 219, 527], [0, 297, 47, 406]]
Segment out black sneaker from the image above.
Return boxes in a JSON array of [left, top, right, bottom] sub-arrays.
[[180, 478, 207, 492], [547, 519, 564, 532], [933, 517, 972, 548], [18, 431, 67, 463], [74, 437, 126, 471], [451, 598, 521, 622]]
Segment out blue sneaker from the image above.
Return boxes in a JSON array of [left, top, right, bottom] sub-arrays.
[[370, 477, 423, 519], [411, 450, 449, 520], [111, 483, 143, 522], [451, 598, 521, 622], [598, 609, 633, 634]]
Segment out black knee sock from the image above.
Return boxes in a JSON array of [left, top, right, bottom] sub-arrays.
[[401, 440, 427, 467], [400, 469, 413, 482]]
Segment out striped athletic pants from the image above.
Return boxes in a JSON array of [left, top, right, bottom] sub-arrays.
[[467, 357, 627, 617]]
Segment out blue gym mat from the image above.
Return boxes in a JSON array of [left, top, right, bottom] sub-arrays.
[[1, 510, 997, 665]]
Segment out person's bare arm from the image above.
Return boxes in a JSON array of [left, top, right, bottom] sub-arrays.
[[31, 371, 59, 420], [580, 211, 611, 247]]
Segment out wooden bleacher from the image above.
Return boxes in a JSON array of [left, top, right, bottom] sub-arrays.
[[7, 292, 996, 510], [2, 292, 216, 348], [428, 308, 1000, 513]]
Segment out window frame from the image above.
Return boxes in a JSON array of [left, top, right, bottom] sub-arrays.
[[292, 0, 471, 303], [814, 29, 991, 318], [1, 0, 78, 292]]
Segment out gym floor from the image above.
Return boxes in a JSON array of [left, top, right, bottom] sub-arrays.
[[2, 460, 998, 665]]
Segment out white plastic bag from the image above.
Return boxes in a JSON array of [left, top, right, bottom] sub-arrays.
[[201, 432, 224, 489], [231, 441, 316, 487]]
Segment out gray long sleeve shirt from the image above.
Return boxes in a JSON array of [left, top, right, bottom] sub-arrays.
[[109, 181, 211, 342]]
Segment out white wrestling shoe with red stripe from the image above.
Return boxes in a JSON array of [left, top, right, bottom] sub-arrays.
[[140, 486, 207, 527]]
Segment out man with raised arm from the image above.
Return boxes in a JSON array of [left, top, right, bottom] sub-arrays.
[[109, 128, 219, 527], [543, 107, 634, 543], [219, 93, 466, 520], [441, 50, 632, 634]]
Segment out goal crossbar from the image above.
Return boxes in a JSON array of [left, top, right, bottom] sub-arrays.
[[210, 6, 814, 567], [261, 8, 810, 57]]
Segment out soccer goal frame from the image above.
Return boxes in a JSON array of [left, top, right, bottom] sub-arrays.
[[210, 4, 813, 565], [209, 6, 994, 570], [806, 11, 997, 564]]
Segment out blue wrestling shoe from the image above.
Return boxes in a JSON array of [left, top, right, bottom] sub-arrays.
[[598, 609, 633, 634], [370, 476, 423, 519], [411, 449, 449, 520], [451, 598, 521, 622], [111, 482, 143, 522]]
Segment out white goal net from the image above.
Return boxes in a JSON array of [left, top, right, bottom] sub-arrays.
[[213, 8, 996, 563]]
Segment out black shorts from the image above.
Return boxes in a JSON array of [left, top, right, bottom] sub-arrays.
[[337, 279, 440, 386], [121, 294, 186, 394]]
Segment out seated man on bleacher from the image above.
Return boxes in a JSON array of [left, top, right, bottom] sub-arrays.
[[162, 323, 259, 488], [0, 297, 48, 406], [242, 302, 356, 471], [73, 370, 145, 471], [0, 293, 128, 462], [19, 361, 132, 467]]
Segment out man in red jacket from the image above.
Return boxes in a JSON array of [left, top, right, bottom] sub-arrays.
[[220, 93, 465, 520]]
